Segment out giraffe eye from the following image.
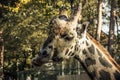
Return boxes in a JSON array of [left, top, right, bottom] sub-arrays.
[[61, 33, 74, 41]]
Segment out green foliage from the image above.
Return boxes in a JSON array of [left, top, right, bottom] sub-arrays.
[[81, 0, 97, 37], [1, 0, 56, 78]]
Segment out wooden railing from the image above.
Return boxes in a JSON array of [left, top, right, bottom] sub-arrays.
[[57, 73, 90, 80], [17, 66, 90, 80]]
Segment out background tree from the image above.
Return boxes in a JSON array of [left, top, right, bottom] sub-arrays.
[[96, 0, 102, 41], [0, 32, 4, 80], [108, 0, 117, 57]]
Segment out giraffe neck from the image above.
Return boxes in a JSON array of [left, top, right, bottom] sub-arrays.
[[75, 33, 120, 80]]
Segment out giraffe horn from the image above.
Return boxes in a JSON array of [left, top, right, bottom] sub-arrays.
[[59, 6, 68, 18], [70, 3, 82, 27]]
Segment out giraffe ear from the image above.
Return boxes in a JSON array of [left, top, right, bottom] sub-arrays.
[[76, 22, 89, 35], [81, 22, 89, 33]]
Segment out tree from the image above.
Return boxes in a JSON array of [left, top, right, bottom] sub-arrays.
[[0, 31, 4, 79], [108, 0, 117, 56], [96, 0, 102, 41]]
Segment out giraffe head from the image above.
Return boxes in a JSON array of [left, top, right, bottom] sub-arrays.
[[32, 4, 88, 66]]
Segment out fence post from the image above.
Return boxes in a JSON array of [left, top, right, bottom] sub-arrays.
[[17, 72, 20, 80], [61, 62, 65, 76], [31, 74, 34, 80]]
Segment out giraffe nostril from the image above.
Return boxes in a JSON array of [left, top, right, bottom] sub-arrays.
[[48, 45, 53, 49], [42, 50, 48, 57]]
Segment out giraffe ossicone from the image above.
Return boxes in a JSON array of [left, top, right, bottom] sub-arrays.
[[32, 4, 120, 80]]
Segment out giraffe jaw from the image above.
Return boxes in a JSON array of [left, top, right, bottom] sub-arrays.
[[52, 56, 64, 62], [32, 54, 50, 67], [32, 50, 64, 67]]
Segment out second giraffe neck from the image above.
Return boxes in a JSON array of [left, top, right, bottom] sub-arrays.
[[75, 33, 120, 80]]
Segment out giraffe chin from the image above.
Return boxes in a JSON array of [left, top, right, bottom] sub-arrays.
[[32, 55, 50, 67], [32, 61, 42, 67], [52, 56, 64, 62], [32, 57, 63, 67]]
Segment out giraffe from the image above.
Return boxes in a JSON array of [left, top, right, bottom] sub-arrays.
[[32, 4, 120, 80]]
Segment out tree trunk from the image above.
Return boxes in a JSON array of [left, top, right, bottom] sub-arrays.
[[96, 0, 102, 41], [108, 0, 117, 57], [0, 31, 4, 79]]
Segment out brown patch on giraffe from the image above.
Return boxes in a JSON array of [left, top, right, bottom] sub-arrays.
[[86, 41, 89, 46], [83, 49, 87, 54], [86, 33, 120, 72], [85, 57, 96, 67], [71, 53, 74, 56], [99, 70, 111, 80], [75, 44, 79, 51], [114, 70, 120, 80], [65, 49, 69, 55], [88, 44, 95, 54], [71, 46, 74, 49], [68, 51, 72, 56], [99, 57, 112, 68]]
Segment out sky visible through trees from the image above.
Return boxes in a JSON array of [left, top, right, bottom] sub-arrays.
[[99, 1, 120, 35]]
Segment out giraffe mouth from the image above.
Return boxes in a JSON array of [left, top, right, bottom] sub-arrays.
[[32, 58, 42, 67], [32, 60, 42, 67], [51, 48, 64, 62], [52, 56, 63, 62], [32, 48, 64, 67]]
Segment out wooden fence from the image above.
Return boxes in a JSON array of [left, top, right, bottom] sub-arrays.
[[17, 67, 91, 80], [57, 73, 90, 80]]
